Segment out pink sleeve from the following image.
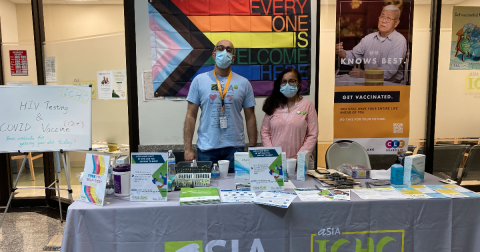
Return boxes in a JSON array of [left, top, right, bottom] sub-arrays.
[[260, 114, 273, 147], [298, 102, 318, 153]]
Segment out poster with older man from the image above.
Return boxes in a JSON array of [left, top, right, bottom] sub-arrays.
[[333, 1, 413, 155]]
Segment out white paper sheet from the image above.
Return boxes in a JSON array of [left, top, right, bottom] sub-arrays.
[[254, 192, 297, 208], [220, 190, 256, 203]]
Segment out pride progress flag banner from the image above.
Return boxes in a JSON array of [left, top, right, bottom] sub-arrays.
[[148, 0, 313, 97]]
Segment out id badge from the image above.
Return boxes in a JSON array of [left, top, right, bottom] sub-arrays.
[[219, 116, 228, 129]]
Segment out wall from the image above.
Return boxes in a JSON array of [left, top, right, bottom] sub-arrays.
[[135, 0, 317, 146], [435, 1, 480, 138], [14, 4, 127, 166], [0, 0, 19, 43]]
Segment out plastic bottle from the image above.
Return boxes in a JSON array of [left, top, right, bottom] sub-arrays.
[[211, 163, 220, 180], [167, 150, 176, 176], [390, 160, 404, 185]]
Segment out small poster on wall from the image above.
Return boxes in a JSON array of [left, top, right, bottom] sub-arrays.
[[450, 7, 480, 70], [80, 154, 110, 206], [9, 50, 28, 76], [45, 57, 57, 82], [97, 71, 113, 99], [97, 71, 127, 99], [112, 70, 127, 99]]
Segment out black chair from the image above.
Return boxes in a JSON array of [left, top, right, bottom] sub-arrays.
[[368, 155, 398, 170], [418, 145, 469, 180], [408, 145, 417, 152], [459, 145, 480, 184]]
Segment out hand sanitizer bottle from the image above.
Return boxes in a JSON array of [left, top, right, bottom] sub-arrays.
[[390, 160, 404, 185]]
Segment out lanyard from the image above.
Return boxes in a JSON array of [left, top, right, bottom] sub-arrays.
[[212, 69, 232, 114]]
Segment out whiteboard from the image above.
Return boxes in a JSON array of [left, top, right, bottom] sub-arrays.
[[0, 86, 92, 153]]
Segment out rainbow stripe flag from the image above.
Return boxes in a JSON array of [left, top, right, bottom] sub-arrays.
[[148, 0, 312, 96]]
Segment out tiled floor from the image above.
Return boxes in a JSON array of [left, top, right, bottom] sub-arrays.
[[12, 161, 83, 201], [0, 207, 65, 252]]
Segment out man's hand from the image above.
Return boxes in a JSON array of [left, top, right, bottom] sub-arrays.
[[184, 148, 196, 161], [348, 65, 365, 78], [335, 42, 347, 58]]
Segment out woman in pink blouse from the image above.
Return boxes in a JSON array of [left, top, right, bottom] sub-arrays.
[[260, 68, 318, 158]]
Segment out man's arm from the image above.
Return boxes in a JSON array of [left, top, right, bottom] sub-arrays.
[[244, 107, 257, 147], [184, 101, 199, 161]]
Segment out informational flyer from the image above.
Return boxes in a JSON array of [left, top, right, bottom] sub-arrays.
[[333, 0, 414, 154], [294, 188, 332, 202], [79, 154, 110, 206], [112, 70, 127, 99], [249, 147, 284, 192], [425, 185, 471, 198], [220, 190, 256, 203], [253, 191, 297, 208], [450, 7, 480, 70], [97, 71, 113, 99], [45, 57, 56, 82], [408, 185, 448, 198], [328, 189, 351, 200], [130, 153, 168, 201], [9, 50, 28, 76], [352, 188, 410, 200], [390, 186, 433, 199]]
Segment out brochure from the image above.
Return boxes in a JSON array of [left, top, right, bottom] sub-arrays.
[[220, 190, 256, 203], [249, 147, 284, 191], [352, 188, 410, 200], [294, 188, 332, 202], [180, 187, 221, 205], [80, 154, 110, 206], [130, 153, 168, 201], [390, 186, 433, 199], [328, 189, 352, 200], [253, 191, 297, 208], [425, 185, 471, 198]]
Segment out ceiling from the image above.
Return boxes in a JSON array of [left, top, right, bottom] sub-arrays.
[[8, 0, 123, 4]]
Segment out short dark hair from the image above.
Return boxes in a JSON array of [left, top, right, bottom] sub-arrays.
[[262, 67, 302, 116]]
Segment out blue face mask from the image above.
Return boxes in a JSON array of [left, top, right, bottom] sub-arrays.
[[215, 50, 233, 69], [280, 84, 298, 98]]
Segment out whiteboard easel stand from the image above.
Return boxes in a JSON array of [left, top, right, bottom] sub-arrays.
[[0, 150, 74, 229]]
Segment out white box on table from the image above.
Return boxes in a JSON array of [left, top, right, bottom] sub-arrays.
[[297, 150, 309, 181], [403, 154, 425, 185], [234, 152, 250, 179]]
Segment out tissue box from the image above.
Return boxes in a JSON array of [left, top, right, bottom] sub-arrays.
[[297, 150, 309, 181], [403, 154, 425, 185], [234, 152, 250, 179]]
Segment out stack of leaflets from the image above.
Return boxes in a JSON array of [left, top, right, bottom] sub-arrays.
[[179, 187, 221, 205]]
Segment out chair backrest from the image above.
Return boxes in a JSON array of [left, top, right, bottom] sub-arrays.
[[407, 145, 417, 152], [325, 140, 371, 170], [431, 145, 469, 179], [368, 155, 398, 170], [461, 145, 480, 181]]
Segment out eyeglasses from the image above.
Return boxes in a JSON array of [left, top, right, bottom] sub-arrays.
[[215, 45, 234, 53], [281, 79, 298, 86], [378, 16, 397, 23]]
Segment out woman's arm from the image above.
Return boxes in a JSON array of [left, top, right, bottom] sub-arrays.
[[260, 114, 273, 147], [298, 103, 318, 153]]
